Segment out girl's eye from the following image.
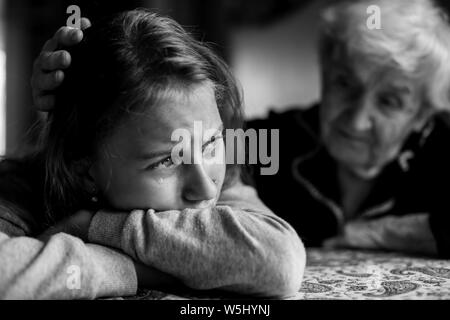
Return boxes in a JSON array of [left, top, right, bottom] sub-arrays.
[[202, 135, 223, 158], [147, 134, 223, 170], [148, 156, 176, 170], [203, 142, 216, 159]]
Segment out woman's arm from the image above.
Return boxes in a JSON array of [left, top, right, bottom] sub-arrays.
[[323, 213, 438, 256], [87, 181, 306, 298]]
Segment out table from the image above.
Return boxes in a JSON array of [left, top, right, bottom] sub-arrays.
[[118, 248, 450, 300], [296, 248, 450, 300]]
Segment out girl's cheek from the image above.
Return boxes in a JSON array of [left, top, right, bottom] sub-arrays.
[[122, 176, 180, 211], [211, 162, 226, 190], [216, 139, 226, 164], [213, 142, 227, 177], [202, 140, 226, 168]]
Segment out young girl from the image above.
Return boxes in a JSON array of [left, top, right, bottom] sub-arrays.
[[0, 9, 305, 299]]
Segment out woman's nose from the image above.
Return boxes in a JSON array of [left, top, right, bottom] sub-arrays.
[[348, 98, 373, 132], [182, 164, 217, 203]]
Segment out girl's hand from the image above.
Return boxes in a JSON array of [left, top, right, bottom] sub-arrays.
[[133, 260, 183, 290], [31, 18, 91, 111], [38, 209, 95, 242]]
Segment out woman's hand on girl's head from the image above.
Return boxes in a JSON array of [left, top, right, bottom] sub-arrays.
[[31, 18, 91, 111], [38, 209, 95, 242]]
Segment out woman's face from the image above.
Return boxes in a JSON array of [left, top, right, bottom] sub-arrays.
[[89, 83, 226, 211], [320, 53, 427, 178]]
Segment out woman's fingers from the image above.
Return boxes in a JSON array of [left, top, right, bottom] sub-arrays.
[[31, 70, 63, 111], [33, 95, 56, 111], [32, 70, 64, 92], [41, 17, 90, 52], [42, 26, 83, 52], [32, 18, 90, 111], [80, 17, 92, 30], [39, 50, 71, 72], [322, 236, 345, 248]]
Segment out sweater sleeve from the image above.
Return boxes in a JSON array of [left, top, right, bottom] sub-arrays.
[[0, 159, 137, 299], [0, 232, 137, 299], [324, 213, 438, 256], [88, 181, 306, 298], [0, 201, 35, 237]]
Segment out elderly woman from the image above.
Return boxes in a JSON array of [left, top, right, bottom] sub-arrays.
[[248, 0, 450, 257], [31, 0, 450, 257]]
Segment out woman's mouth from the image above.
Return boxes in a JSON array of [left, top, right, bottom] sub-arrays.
[[335, 127, 371, 144]]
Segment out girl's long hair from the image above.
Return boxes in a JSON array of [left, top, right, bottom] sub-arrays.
[[40, 9, 244, 222]]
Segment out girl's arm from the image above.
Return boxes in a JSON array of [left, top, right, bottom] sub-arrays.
[[87, 180, 306, 298], [0, 160, 138, 299], [0, 229, 137, 299], [37, 210, 184, 292]]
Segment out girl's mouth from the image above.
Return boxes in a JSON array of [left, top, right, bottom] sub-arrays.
[[185, 199, 216, 210]]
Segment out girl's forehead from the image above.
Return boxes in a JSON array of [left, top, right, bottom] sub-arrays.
[[145, 83, 219, 130], [105, 83, 222, 155]]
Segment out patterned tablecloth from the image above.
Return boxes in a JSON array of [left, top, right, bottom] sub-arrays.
[[119, 248, 450, 300]]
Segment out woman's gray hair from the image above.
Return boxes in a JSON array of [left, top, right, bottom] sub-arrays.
[[319, 0, 450, 112]]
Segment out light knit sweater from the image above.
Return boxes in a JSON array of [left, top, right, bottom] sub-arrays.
[[0, 174, 305, 299]]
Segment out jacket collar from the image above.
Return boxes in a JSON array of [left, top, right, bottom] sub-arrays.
[[291, 105, 438, 221]]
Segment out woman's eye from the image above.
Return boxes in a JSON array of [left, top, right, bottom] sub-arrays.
[[149, 156, 176, 170], [379, 94, 403, 111]]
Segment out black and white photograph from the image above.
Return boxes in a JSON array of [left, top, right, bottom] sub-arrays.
[[1, 0, 450, 311]]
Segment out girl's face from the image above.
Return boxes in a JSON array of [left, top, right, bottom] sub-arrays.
[[89, 83, 226, 211]]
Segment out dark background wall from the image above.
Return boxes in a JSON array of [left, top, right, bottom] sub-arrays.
[[1, 0, 450, 155]]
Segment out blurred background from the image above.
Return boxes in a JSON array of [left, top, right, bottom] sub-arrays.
[[0, 0, 450, 156]]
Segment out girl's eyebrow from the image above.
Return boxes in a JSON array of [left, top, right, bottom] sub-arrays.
[[138, 123, 224, 161], [138, 149, 174, 161], [210, 123, 224, 136]]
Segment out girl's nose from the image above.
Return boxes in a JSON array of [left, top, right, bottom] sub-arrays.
[[182, 164, 217, 203]]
